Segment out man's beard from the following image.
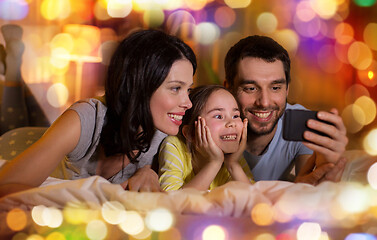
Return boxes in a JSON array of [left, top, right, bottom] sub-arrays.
[[245, 103, 286, 136]]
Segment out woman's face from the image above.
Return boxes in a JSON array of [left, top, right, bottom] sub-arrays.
[[150, 59, 194, 135], [200, 89, 243, 153]]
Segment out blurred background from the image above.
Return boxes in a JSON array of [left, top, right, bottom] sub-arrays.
[[0, 0, 376, 153]]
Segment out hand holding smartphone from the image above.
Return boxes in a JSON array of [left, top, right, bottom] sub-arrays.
[[282, 109, 332, 142]]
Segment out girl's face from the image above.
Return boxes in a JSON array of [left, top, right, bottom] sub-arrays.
[[201, 89, 243, 153], [150, 59, 194, 135]]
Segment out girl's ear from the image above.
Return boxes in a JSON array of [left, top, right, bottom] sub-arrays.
[[182, 125, 192, 142]]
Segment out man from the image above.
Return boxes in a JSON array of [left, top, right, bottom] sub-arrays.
[[224, 35, 348, 184]]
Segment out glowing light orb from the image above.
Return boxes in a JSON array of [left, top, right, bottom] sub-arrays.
[[214, 6, 236, 28], [251, 203, 274, 226], [224, 0, 251, 8], [344, 84, 370, 105], [6, 208, 27, 231], [0, 0, 29, 20], [297, 222, 322, 240], [86, 220, 107, 240], [107, 0, 132, 18], [345, 233, 377, 240], [145, 208, 174, 232], [293, 15, 321, 38], [363, 129, 377, 156], [273, 29, 299, 54], [363, 23, 377, 51], [368, 163, 377, 189], [354, 96, 376, 125], [118, 211, 144, 235], [194, 22, 220, 45], [317, 44, 343, 73], [257, 12, 278, 34], [357, 61, 377, 87], [166, 10, 196, 35], [47, 83, 69, 108], [94, 0, 111, 20], [310, 0, 338, 19], [184, 0, 207, 11], [101, 201, 127, 225], [41, 0, 71, 20], [255, 233, 275, 240], [341, 104, 365, 133], [296, 1, 316, 22], [334, 22, 354, 45], [337, 183, 370, 213], [46, 232, 66, 240], [202, 225, 227, 240], [143, 8, 165, 28], [348, 41, 373, 70], [353, 0, 376, 7]]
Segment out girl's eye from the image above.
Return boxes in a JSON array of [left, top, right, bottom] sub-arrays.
[[214, 115, 223, 119], [188, 88, 192, 93], [233, 114, 240, 119]]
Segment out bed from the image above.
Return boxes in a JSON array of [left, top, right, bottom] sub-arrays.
[[0, 150, 377, 239]]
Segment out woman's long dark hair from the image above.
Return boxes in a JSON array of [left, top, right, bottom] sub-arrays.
[[100, 29, 197, 163]]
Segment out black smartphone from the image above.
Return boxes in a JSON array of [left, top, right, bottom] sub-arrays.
[[282, 109, 332, 141]]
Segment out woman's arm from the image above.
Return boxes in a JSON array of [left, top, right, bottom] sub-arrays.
[[0, 110, 81, 197]]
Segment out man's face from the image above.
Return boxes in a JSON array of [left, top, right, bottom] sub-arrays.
[[232, 57, 288, 136]]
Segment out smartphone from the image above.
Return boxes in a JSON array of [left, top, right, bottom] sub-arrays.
[[282, 109, 332, 142]]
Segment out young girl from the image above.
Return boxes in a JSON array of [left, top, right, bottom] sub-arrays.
[[0, 29, 197, 197], [158, 85, 254, 191]]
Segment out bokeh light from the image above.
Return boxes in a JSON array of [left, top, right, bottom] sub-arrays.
[[354, 96, 376, 125], [107, 0, 133, 18], [63, 204, 99, 225], [145, 208, 174, 232], [344, 84, 370, 105], [158, 227, 182, 240], [0, 0, 29, 20], [166, 10, 196, 35], [47, 83, 69, 108], [296, 222, 322, 240], [86, 220, 107, 240], [101, 201, 127, 225], [46, 232, 66, 240], [184, 0, 207, 11], [143, 8, 165, 27], [6, 208, 27, 231], [345, 233, 377, 240], [367, 162, 377, 189], [255, 233, 276, 240], [336, 183, 370, 213], [334, 22, 354, 44], [317, 44, 343, 73], [273, 29, 299, 53], [363, 23, 377, 51], [40, 0, 70, 20], [363, 128, 377, 156], [342, 104, 365, 133], [94, 0, 111, 21], [293, 15, 322, 38], [347, 41, 373, 70], [202, 225, 227, 240], [118, 211, 144, 235], [251, 203, 275, 226], [353, 0, 377, 7], [256, 12, 278, 34], [194, 22, 220, 45], [224, 0, 251, 8], [310, 0, 338, 19], [295, 1, 316, 22], [214, 6, 236, 28], [358, 61, 377, 87]]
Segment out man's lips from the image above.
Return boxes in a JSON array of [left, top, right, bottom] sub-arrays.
[[249, 111, 273, 122]]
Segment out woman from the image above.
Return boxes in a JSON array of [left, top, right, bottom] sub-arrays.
[[0, 29, 197, 197]]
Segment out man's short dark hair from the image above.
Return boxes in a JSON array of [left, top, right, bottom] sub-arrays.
[[224, 35, 291, 89]]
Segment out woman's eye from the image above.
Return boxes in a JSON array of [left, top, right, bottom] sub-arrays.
[[171, 86, 181, 92]]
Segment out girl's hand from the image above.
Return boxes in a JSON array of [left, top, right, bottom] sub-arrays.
[[225, 118, 248, 165], [194, 116, 224, 163]]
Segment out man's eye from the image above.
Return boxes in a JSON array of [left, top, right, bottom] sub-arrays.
[[272, 86, 282, 91], [243, 87, 256, 92]]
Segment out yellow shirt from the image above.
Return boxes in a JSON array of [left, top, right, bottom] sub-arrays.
[[158, 136, 254, 191]]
